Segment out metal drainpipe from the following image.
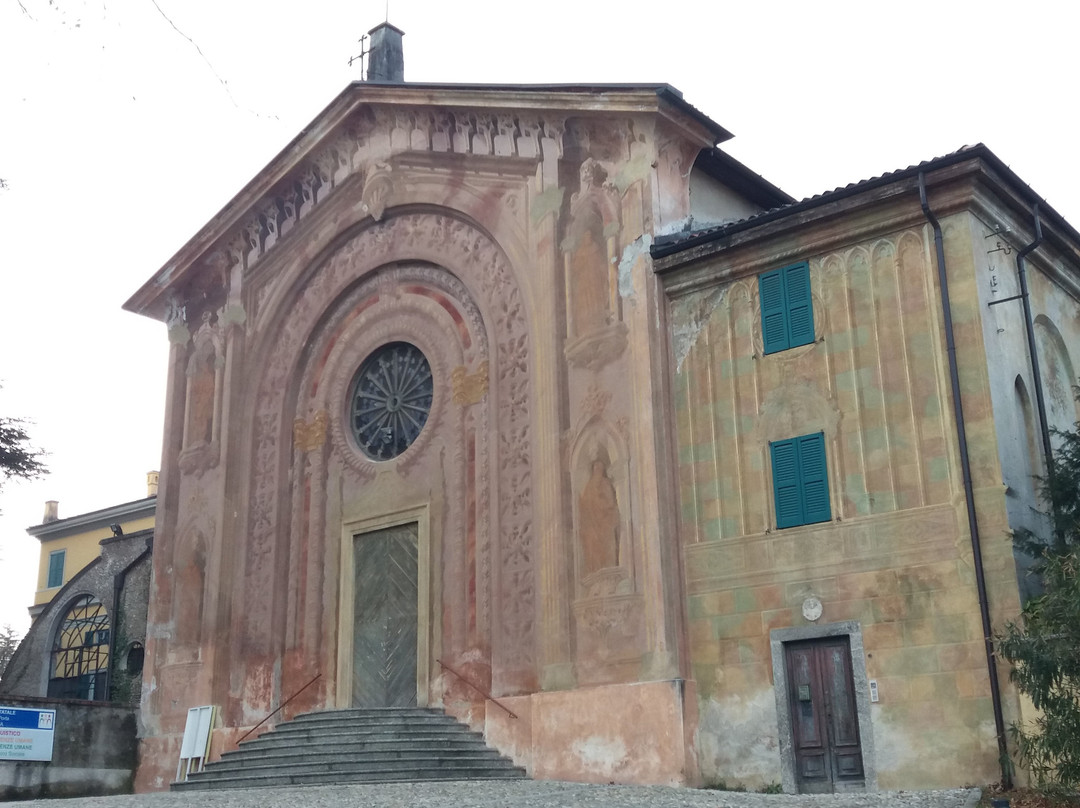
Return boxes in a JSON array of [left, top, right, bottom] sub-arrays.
[[918, 172, 1012, 788], [1014, 207, 1055, 481]]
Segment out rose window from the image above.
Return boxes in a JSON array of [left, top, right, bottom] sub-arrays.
[[350, 342, 433, 460]]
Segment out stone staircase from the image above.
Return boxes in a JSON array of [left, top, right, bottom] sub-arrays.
[[171, 707, 527, 790]]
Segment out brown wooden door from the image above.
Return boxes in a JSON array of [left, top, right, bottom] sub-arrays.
[[352, 524, 419, 707], [785, 637, 864, 793]]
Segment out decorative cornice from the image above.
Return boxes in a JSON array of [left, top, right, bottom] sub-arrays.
[[125, 85, 718, 323]]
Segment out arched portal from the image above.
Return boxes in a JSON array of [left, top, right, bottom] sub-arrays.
[[234, 211, 536, 719]]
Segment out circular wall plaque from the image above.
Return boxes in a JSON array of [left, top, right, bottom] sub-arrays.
[[802, 596, 823, 622], [350, 342, 433, 460]]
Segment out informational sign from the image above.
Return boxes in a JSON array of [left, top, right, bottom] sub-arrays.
[[176, 705, 215, 781], [0, 706, 56, 762]]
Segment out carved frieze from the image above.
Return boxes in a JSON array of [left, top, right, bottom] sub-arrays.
[[195, 105, 569, 324]]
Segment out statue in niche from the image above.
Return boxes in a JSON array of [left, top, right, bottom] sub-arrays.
[[570, 212, 611, 337], [173, 532, 207, 655], [186, 312, 220, 448], [563, 159, 628, 369], [189, 356, 215, 447], [579, 456, 620, 575], [179, 311, 224, 474]]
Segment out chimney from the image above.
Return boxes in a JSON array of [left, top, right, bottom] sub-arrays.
[[366, 22, 404, 82], [147, 470, 160, 497], [43, 500, 59, 523]]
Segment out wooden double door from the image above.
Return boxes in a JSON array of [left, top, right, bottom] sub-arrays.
[[784, 636, 865, 793], [352, 524, 419, 708]]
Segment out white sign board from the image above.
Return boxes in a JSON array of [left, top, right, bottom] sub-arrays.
[[177, 705, 215, 781], [0, 706, 56, 762]]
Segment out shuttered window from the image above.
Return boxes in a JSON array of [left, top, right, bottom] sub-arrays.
[[760, 262, 815, 354], [770, 433, 831, 529], [47, 550, 66, 589]]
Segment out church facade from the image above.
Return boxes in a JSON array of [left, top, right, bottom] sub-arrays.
[[122, 25, 1080, 794]]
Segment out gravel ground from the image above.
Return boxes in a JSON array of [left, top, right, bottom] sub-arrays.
[[13, 781, 983, 808]]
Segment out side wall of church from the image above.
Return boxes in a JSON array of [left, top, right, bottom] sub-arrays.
[[970, 206, 1080, 601], [666, 195, 1026, 790]]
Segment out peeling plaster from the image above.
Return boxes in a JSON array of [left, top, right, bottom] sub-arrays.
[[618, 234, 651, 299], [696, 690, 781, 787], [670, 286, 727, 373], [220, 303, 247, 329], [570, 735, 629, 778], [531, 187, 565, 224], [612, 152, 651, 194]]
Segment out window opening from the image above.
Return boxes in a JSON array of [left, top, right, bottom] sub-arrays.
[[48, 594, 110, 700], [760, 262, 815, 354], [350, 342, 433, 461], [46, 550, 65, 589], [771, 432, 831, 529]]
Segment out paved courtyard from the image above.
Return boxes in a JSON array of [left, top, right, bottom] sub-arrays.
[[15, 781, 982, 808]]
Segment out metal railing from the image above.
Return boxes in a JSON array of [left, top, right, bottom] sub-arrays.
[[236, 672, 322, 745], [436, 659, 517, 719]]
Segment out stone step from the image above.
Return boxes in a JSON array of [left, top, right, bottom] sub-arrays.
[[173, 768, 525, 791], [239, 725, 474, 749], [209, 748, 510, 771], [171, 707, 526, 790], [221, 736, 489, 760], [291, 709, 461, 722], [188, 754, 519, 778]]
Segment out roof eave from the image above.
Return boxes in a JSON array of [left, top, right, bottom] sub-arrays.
[[124, 83, 731, 321]]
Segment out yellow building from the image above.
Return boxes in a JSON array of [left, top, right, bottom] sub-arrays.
[[28, 473, 158, 621]]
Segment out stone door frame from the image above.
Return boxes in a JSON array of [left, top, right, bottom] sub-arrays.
[[337, 504, 431, 708], [770, 620, 877, 794]]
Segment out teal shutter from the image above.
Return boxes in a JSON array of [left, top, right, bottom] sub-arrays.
[[785, 262, 815, 348], [760, 269, 788, 354], [47, 551, 65, 588], [771, 439, 803, 529], [772, 433, 831, 528], [798, 432, 831, 525]]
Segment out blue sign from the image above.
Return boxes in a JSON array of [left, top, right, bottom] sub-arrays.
[[0, 706, 56, 761]]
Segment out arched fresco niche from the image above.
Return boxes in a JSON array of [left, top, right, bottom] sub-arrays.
[[170, 523, 209, 664], [563, 159, 627, 369], [1034, 315, 1078, 437], [179, 310, 225, 475], [1013, 375, 1041, 500], [567, 417, 643, 685]]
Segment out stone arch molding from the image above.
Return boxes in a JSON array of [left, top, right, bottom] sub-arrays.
[[295, 264, 487, 480], [243, 211, 537, 671]]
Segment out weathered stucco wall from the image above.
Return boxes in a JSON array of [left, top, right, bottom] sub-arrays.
[[669, 210, 1023, 790], [133, 89, 760, 791], [0, 696, 138, 800], [486, 679, 698, 785]]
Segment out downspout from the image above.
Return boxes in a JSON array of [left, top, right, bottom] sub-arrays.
[[1014, 207, 1054, 479], [919, 172, 1012, 788]]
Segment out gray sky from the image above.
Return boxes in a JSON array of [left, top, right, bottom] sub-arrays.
[[2, 0, 1078, 634]]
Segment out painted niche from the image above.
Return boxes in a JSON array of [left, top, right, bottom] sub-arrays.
[[563, 159, 628, 369]]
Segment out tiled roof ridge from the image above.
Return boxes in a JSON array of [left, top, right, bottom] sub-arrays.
[[652, 144, 989, 257]]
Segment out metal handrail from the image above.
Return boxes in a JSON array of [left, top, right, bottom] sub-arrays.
[[236, 672, 322, 745], [436, 659, 517, 719]]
